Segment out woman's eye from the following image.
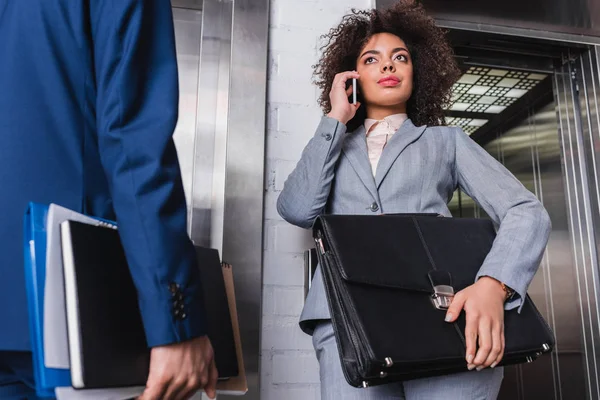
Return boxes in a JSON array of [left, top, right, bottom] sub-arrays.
[[395, 54, 408, 62], [365, 57, 376, 64]]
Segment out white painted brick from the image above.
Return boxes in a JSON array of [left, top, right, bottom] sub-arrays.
[[270, 223, 313, 253], [261, 350, 273, 386], [267, 131, 305, 162], [266, 103, 279, 133], [264, 191, 283, 221], [263, 285, 305, 317], [267, 52, 278, 82], [273, 286, 305, 316], [263, 251, 305, 286], [265, 158, 277, 192], [275, 160, 299, 191], [267, 79, 318, 106], [272, 352, 321, 384], [273, 0, 354, 32], [265, 106, 323, 229], [262, 285, 276, 315], [263, 219, 275, 251], [276, 104, 323, 135], [262, 316, 314, 351], [271, 51, 316, 86], [269, 26, 318, 55]]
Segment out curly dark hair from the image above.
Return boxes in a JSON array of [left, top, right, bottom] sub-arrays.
[[313, 0, 461, 131]]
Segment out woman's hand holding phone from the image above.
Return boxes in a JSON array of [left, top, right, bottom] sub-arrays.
[[326, 71, 360, 125]]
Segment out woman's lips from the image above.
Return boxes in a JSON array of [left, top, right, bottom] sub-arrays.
[[378, 76, 400, 87]]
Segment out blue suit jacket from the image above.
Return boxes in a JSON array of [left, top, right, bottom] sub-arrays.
[[0, 0, 206, 351]]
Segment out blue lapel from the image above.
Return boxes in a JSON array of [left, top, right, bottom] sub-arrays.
[[374, 119, 426, 188], [342, 125, 380, 202]]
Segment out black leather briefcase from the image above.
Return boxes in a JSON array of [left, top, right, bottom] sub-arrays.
[[312, 214, 555, 388]]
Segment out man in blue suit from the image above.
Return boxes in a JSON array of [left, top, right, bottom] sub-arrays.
[[0, 1, 217, 399]]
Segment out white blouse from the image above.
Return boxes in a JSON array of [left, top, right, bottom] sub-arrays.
[[364, 113, 408, 176]]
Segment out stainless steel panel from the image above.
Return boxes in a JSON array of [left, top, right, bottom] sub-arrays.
[[376, 0, 600, 43], [172, 1, 234, 247], [192, 0, 233, 249], [492, 103, 587, 400], [447, 57, 600, 397], [172, 1, 268, 398], [554, 50, 600, 399], [171, 0, 203, 10], [574, 45, 600, 398], [221, 0, 269, 398], [449, 100, 587, 399], [578, 46, 600, 285], [172, 8, 203, 233]]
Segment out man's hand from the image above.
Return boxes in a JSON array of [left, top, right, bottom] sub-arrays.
[[444, 277, 506, 371], [138, 335, 218, 400]]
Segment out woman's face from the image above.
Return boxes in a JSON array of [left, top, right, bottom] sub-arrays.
[[355, 33, 413, 111]]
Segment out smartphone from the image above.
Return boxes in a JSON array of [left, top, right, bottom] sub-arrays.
[[352, 78, 357, 105]]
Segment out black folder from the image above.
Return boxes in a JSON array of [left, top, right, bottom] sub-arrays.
[[60, 219, 238, 389], [195, 246, 239, 380]]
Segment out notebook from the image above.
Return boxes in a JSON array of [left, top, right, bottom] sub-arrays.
[[195, 247, 239, 379], [45, 203, 120, 369], [215, 263, 248, 395], [60, 220, 150, 389], [60, 219, 239, 389]]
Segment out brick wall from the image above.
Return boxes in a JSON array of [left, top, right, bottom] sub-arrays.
[[262, 0, 374, 398]]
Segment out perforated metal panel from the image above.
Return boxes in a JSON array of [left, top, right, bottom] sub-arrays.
[[446, 66, 548, 135]]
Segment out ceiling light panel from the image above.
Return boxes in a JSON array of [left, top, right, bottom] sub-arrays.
[[445, 66, 547, 134], [446, 117, 489, 135]]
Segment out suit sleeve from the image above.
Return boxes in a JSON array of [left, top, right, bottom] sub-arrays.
[[277, 116, 347, 228], [453, 128, 552, 311], [90, 0, 207, 347]]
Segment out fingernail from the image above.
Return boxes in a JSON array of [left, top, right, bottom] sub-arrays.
[[466, 354, 474, 364], [476, 366, 484, 371], [467, 364, 475, 370], [445, 313, 452, 322], [491, 362, 497, 368]]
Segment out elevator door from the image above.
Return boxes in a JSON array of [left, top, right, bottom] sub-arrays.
[[169, 3, 266, 399], [448, 99, 582, 400], [448, 47, 600, 398], [171, 7, 202, 220]]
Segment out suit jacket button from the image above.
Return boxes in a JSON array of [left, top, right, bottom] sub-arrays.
[[369, 202, 379, 212], [169, 283, 179, 294], [324, 133, 332, 141]]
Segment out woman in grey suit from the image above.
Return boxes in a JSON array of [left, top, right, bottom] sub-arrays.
[[276, 1, 552, 399]]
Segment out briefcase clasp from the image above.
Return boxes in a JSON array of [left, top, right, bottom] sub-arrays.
[[431, 285, 454, 310], [315, 232, 326, 255]]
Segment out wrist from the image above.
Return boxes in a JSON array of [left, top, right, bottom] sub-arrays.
[[327, 111, 349, 125], [478, 276, 507, 301]]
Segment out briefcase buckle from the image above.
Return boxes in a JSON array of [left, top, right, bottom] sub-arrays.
[[431, 285, 454, 310]]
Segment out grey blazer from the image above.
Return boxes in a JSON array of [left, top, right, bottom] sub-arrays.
[[276, 116, 552, 335]]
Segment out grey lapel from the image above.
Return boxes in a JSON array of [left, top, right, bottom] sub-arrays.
[[375, 119, 426, 188], [342, 125, 380, 201]]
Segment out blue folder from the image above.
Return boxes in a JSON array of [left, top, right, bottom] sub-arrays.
[[24, 203, 118, 397], [23, 202, 72, 398]]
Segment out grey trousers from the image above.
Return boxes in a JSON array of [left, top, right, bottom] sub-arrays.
[[313, 322, 504, 400]]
